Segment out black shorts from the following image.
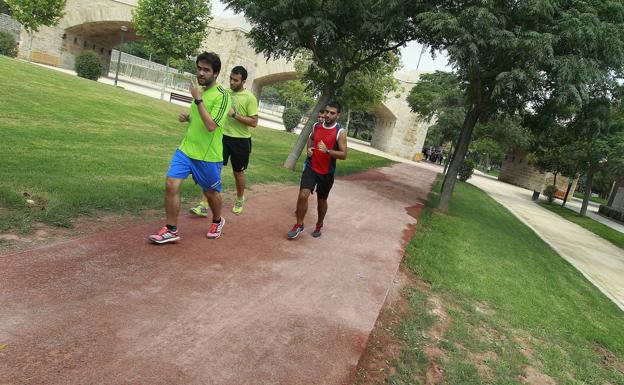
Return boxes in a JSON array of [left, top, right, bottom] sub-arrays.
[[300, 166, 335, 200], [223, 135, 252, 172]]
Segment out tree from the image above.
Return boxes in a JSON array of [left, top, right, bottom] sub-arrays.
[[333, 52, 399, 111], [6, 0, 66, 61], [412, 1, 624, 213], [606, 133, 624, 206], [567, 97, 622, 215], [408, 71, 464, 172], [273, 80, 315, 112], [408, 71, 529, 174], [133, 0, 211, 99], [224, 0, 420, 169]]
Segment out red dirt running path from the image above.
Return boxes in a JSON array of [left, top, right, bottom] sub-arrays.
[[0, 163, 437, 385]]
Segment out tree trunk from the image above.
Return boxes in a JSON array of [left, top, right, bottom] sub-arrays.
[[553, 172, 557, 187], [345, 109, 351, 134], [443, 142, 454, 175], [352, 125, 360, 139], [28, 32, 33, 62], [607, 180, 620, 207], [283, 91, 332, 170], [562, 177, 574, 208], [438, 107, 479, 213], [580, 167, 595, 216], [160, 58, 170, 100]]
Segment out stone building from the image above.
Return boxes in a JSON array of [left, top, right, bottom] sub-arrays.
[[499, 148, 577, 200]]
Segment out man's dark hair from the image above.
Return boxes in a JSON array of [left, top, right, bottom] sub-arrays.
[[327, 100, 342, 113], [231, 66, 248, 81], [196, 52, 221, 74]]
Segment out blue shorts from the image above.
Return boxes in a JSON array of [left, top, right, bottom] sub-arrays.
[[166, 149, 222, 192]]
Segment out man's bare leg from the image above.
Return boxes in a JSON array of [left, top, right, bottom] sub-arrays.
[[165, 177, 184, 226]]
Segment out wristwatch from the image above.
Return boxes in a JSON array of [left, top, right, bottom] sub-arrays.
[[325, 148, 330, 154], [194, 98, 203, 105]]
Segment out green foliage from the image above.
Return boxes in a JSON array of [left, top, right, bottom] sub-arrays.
[[224, 0, 420, 168], [407, 71, 464, 121], [282, 107, 302, 132], [74, 51, 102, 80], [133, 0, 211, 61], [457, 159, 474, 182], [599, 205, 624, 225], [5, 0, 65, 33], [120, 41, 164, 64], [268, 80, 314, 113], [0, 31, 16, 57], [543, 185, 558, 204], [334, 52, 400, 113], [0, 0, 10, 14], [413, 0, 624, 212], [340, 110, 375, 141]]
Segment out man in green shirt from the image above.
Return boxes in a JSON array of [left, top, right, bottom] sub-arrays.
[[190, 66, 259, 216], [149, 52, 231, 244]]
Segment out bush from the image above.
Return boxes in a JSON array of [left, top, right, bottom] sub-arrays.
[[543, 185, 558, 203], [283, 107, 303, 132], [359, 131, 372, 141], [458, 159, 475, 182], [75, 51, 102, 80], [0, 31, 17, 57]]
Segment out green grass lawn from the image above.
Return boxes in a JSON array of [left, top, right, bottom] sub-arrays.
[[573, 192, 608, 206], [538, 202, 624, 250], [385, 179, 624, 385], [476, 166, 501, 177], [0, 56, 392, 233]]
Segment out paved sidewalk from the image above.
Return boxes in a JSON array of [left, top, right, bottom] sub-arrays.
[[469, 174, 624, 311], [0, 163, 437, 384], [564, 197, 624, 234]]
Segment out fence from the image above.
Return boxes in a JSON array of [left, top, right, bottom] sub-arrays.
[[258, 100, 285, 116], [108, 50, 193, 91]]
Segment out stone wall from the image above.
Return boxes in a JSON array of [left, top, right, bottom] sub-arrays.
[[0, 13, 21, 41], [371, 72, 431, 161], [499, 147, 577, 200], [611, 187, 624, 210]]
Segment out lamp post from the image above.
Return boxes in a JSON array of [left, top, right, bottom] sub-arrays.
[[114, 25, 128, 87]]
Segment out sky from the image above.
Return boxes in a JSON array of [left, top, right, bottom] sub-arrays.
[[210, 1, 451, 73]]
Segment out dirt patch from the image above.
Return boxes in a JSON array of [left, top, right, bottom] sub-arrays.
[[354, 266, 414, 385], [355, 264, 454, 385], [0, 184, 296, 255], [519, 366, 557, 385], [423, 292, 452, 384], [475, 301, 496, 316], [0, 210, 163, 255], [593, 343, 624, 375], [469, 351, 498, 380]]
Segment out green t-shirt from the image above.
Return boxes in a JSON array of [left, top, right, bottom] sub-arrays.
[[179, 85, 231, 162], [223, 89, 258, 138]]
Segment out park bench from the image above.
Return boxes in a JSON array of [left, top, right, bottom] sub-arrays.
[[170, 92, 193, 104], [554, 190, 566, 200]]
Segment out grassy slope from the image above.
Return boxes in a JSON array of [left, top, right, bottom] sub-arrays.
[[0, 57, 392, 232], [388, 180, 624, 385]]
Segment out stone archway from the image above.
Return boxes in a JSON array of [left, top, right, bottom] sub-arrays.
[[18, 0, 137, 69], [250, 71, 299, 99], [62, 21, 138, 73]]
